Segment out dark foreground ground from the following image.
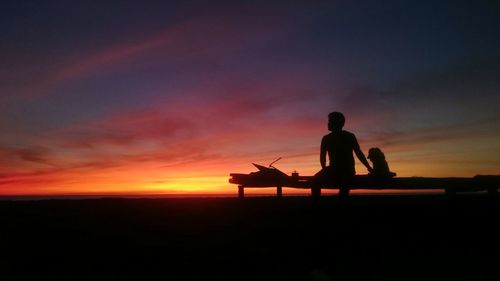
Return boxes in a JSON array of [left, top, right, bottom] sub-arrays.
[[1, 194, 499, 281]]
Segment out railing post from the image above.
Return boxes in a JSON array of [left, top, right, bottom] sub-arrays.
[[487, 187, 498, 197], [311, 187, 321, 198], [277, 186, 282, 197], [339, 186, 350, 197], [445, 187, 456, 197], [238, 185, 244, 198]]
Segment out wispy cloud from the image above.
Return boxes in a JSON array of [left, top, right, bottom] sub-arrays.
[[11, 9, 300, 101], [0, 145, 54, 166]]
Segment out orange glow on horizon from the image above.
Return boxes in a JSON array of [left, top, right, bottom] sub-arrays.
[[2, 153, 497, 197]]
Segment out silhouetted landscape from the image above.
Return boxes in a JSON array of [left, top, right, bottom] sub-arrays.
[[1, 194, 499, 280], [2, 2, 499, 280]]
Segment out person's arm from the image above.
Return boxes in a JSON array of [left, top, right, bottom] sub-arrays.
[[353, 135, 373, 172], [320, 136, 327, 169]]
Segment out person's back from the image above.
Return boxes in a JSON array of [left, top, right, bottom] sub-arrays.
[[321, 130, 357, 176]]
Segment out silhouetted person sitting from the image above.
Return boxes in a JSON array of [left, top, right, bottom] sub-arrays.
[[367, 147, 397, 178], [311, 112, 372, 198]]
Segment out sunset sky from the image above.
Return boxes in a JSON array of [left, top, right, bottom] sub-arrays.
[[1, 1, 499, 196]]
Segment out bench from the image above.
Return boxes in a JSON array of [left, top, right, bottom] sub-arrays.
[[229, 174, 500, 198]]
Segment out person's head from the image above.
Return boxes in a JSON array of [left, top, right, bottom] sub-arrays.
[[328, 112, 345, 132]]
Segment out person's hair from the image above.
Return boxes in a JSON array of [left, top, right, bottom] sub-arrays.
[[328, 112, 345, 128]]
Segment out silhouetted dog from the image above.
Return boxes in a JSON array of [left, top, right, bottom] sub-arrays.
[[367, 147, 396, 178]]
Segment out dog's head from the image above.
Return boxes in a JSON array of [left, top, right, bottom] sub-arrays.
[[367, 147, 386, 164]]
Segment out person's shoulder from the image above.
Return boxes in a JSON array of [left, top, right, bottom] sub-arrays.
[[341, 130, 356, 137], [322, 132, 334, 141], [341, 131, 358, 143]]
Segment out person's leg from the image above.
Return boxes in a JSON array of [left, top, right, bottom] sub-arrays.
[[337, 171, 354, 198], [311, 167, 337, 199], [310, 169, 326, 200], [339, 185, 350, 197]]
